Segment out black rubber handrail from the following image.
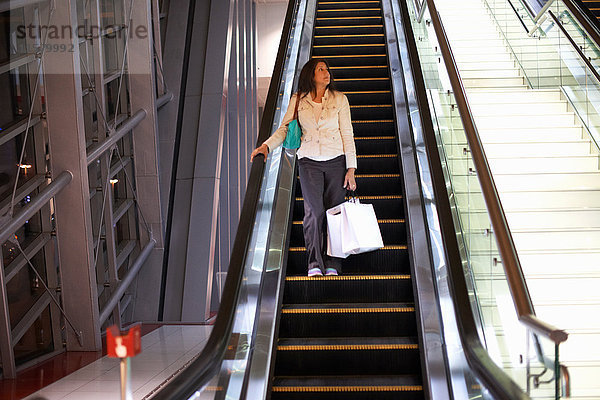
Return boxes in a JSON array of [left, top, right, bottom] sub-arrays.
[[151, 0, 299, 398]]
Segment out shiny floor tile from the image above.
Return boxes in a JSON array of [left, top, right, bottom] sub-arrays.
[[17, 325, 212, 400]]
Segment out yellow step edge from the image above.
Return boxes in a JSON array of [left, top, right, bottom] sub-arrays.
[[286, 274, 410, 281], [354, 135, 395, 139], [317, 8, 382, 12], [329, 65, 387, 69], [314, 43, 385, 48], [313, 54, 386, 58], [317, 16, 381, 20], [337, 77, 389, 81], [292, 218, 404, 225], [296, 173, 398, 178], [319, 1, 380, 3], [351, 104, 392, 108], [282, 306, 415, 314], [355, 173, 400, 177], [296, 194, 402, 200], [356, 154, 397, 157], [272, 385, 423, 393], [289, 245, 407, 251], [315, 24, 384, 28], [315, 34, 384, 38], [343, 90, 390, 94], [353, 119, 394, 123], [277, 344, 419, 351]]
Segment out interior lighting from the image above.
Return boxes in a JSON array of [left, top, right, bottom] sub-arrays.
[[18, 164, 32, 169], [110, 179, 119, 184]]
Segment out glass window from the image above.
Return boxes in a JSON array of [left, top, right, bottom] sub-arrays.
[[102, 33, 125, 75], [0, 131, 38, 204], [0, 9, 27, 65], [13, 306, 54, 365], [6, 248, 47, 327], [100, 0, 124, 29], [0, 65, 31, 130], [79, 41, 96, 89], [105, 76, 129, 122], [83, 92, 99, 147]]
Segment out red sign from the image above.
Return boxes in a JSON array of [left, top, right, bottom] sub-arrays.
[[106, 324, 142, 358]]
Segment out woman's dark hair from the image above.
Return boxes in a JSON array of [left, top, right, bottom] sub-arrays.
[[296, 58, 336, 100]]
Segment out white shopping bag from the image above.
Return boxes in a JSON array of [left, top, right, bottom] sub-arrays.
[[326, 203, 348, 258], [326, 198, 384, 258]]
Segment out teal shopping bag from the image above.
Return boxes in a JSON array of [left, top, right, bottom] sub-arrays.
[[282, 119, 301, 149], [282, 95, 301, 149]]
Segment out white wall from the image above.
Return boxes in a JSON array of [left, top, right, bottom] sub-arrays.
[[255, 0, 288, 106]]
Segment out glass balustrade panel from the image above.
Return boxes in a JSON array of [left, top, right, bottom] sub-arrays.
[[408, 1, 560, 398]]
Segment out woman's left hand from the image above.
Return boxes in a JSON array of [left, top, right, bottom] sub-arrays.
[[344, 168, 357, 191]]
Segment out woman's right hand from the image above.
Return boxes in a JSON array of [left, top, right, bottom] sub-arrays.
[[250, 143, 269, 163]]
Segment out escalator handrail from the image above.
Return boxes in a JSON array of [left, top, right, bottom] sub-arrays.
[[506, 0, 600, 88], [521, 0, 600, 54], [150, 1, 299, 398]]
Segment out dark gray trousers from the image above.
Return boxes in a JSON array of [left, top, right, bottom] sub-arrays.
[[298, 155, 347, 273]]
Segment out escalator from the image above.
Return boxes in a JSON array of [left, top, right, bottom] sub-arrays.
[[270, 1, 422, 398], [150, 0, 583, 399]]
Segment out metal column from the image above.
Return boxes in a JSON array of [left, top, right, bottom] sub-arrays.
[[44, 0, 101, 351]]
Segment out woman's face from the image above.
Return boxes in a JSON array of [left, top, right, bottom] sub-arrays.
[[313, 62, 330, 88]]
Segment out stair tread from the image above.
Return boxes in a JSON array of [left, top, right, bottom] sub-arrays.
[[278, 337, 419, 347], [282, 302, 415, 311], [272, 375, 423, 387]]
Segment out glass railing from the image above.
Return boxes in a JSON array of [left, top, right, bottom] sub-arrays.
[[407, 1, 565, 398], [483, 0, 600, 155]]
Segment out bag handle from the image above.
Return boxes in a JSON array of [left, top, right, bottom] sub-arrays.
[[293, 93, 300, 120], [346, 189, 359, 203]]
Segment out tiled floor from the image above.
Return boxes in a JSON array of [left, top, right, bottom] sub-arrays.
[[22, 325, 213, 400]]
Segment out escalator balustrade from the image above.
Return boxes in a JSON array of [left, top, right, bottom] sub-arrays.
[[270, 1, 425, 398]]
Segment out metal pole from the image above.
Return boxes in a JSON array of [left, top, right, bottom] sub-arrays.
[[86, 109, 147, 166], [156, 91, 174, 108], [120, 357, 133, 400], [555, 344, 560, 400], [0, 170, 72, 245], [99, 238, 156, 324]]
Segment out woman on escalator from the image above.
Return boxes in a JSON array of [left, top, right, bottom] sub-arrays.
[[250, 58, 357, 277]]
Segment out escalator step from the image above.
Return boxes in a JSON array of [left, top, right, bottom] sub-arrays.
[[275, 337, 420, 376], [354, 136, 397, 153], [353, 120, 396, 137], [271, 375, 424, 400], [289, 218, 405, 247], [330, 65, 388, 78], [315, 25, 384, 35], [296, 174, 403, 196], [350, 104, 394, 119], [314, 33, 385, 46], [285, 247, 410, 275], [313, 43, 387, 56], [315, 16, 383, 26], [336, 77, 391, 91], [318, 0, 382, 10], [293, 195, 405, 220], [316, 8, 382, 18], [344, 90, 392, 104], [283, 274, 413, 303], [279, 303, 418, 337], [319, 54, 387, 67]]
